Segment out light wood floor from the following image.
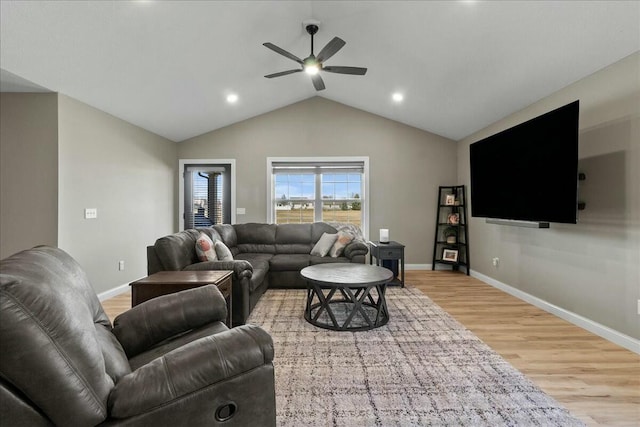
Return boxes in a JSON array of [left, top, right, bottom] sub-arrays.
[[102, 270, 639, 426]]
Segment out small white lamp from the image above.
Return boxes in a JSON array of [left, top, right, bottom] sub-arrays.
[[379, 229, 389, 243]]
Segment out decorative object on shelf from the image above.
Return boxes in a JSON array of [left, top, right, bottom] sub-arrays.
[[443, 226, 458, 244], [447, 212, 460, 225], [442, 249, 458, 262], [379, 228, 389, 243], [432, 185, 470, 274]]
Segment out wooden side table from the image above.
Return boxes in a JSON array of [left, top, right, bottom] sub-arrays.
[[368, 240, 405, 287], [130, 270, 233, 327]]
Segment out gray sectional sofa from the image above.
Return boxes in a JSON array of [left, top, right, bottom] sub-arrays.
[[147, 222, 369, 326]]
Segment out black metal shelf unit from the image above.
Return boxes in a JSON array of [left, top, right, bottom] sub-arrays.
[[432, 185, 470, 275]]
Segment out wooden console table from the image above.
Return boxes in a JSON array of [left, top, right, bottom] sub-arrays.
[[130, 270, 233, 327]]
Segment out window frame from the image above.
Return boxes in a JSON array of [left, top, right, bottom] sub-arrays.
[[266, 157, 369, 239]]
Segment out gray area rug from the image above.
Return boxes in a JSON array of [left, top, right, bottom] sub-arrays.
[[247, 286, 585, 426]]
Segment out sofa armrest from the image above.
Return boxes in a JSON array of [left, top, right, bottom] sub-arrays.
[[183, 259, 253, 280], [344, 240, 369, 259], [112, 285, 227, 358], [108, 325, 274, 418]]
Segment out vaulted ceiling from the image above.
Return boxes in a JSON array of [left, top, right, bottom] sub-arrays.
[[1, 1, 638, 142]]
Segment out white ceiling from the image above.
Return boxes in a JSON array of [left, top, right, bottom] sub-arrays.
[[1, 1, 638, 142]]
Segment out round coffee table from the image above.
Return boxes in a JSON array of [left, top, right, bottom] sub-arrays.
[[300, 263, 393, 331]]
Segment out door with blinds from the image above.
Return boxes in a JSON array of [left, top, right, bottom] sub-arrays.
[[183, 164, 231, 229]]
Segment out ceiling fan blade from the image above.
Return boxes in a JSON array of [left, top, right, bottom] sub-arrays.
[[316, 37, 346, 63], [264, 69, 302, 78], [311, 73, 325, 91], [263, 42, 304, 65], [323, 66, 367, 75]]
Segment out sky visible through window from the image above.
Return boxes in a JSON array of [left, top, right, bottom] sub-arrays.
[[276, 173, 361, 199]]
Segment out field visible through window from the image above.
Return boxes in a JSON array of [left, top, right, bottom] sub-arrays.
[[276, 208, 361, 225]]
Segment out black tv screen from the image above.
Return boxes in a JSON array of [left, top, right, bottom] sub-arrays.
[[470, 100, 579, 224]]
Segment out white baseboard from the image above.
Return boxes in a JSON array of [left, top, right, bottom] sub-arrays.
[[406, 264, 432, 270], [471, 270, 640, 354], [97, 281, 134, 302]]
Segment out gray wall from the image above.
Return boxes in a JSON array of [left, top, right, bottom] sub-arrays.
[[458, 53, 640, 339], [57, 95, 177, 294], [178, 97, 457, 265], [0, 93, 58, 258]]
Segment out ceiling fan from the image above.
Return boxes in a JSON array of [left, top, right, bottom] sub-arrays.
[[263, 24, 367, 91]]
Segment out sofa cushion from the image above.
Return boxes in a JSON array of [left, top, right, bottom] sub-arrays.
[[275, 223, 313, 254], [195, 233, 217, 262], [196, 227, 222, 242], [233, 253, 273, 293], [311, 222, 339, 242], [329, 231, 354, 257], [310, 232, 338, 257], [235, 223, 277, 254], [269, 254, 311, 272], [234, 253, 272, 271], [214, 240, 234, 261], [212, 224, 239, 255]]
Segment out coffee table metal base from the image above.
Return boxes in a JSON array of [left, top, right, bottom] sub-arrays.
[[304, 282, 389, 331]]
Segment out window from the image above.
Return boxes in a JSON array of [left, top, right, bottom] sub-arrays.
[[180, 160, 236, 230], [268, 158, 368, 236]]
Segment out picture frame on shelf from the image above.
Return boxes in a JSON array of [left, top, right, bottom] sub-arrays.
[[445, 194, 456, 205], [442, 249, 459, 262], [447, 212, 460, 224]]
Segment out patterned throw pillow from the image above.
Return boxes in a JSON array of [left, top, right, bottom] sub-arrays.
[[215, 240, 234, 261], [329, 231, 354, 258], [310, 232, 338, 257], [195, 233, 217, 262]]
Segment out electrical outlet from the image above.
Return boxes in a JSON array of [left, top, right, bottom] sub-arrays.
[[637, 299, 640, 315], [84, 208, 97, 219], [118, 260, 125, 271], [492, 257, 499, 267]]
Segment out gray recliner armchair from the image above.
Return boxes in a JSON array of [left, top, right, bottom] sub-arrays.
[[0, 246, 276, 426]]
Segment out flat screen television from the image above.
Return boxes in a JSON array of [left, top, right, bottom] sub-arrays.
[[469, 100, 579, 224]]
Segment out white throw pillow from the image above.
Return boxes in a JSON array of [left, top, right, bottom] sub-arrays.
[[215, 240, 234, 261], [195, 233, 217, 262], [310, 232, 338, 257], [329, 231, 354, 258]]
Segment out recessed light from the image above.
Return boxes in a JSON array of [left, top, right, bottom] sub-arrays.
[[392, 93, 404, 102], [226, 94, 238, 103]]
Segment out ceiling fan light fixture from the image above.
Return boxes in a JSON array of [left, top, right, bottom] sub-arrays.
[[305, 64, 319, 75], [303, 57, 320, 75]]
